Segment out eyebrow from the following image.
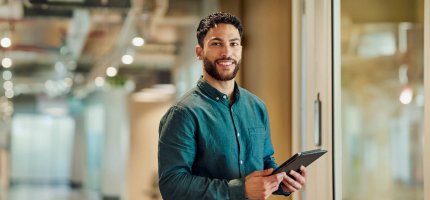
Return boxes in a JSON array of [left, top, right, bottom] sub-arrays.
[[209, 37, 241, 42]]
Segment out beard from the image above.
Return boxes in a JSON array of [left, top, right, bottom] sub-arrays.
[[203, 57, 240, 81]]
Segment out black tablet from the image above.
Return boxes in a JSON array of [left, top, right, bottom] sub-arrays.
[[271, 149, 327, 175]]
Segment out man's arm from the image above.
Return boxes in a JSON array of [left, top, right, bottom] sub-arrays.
[[261, 105, 293, 196], [158, 106, 245, 200]]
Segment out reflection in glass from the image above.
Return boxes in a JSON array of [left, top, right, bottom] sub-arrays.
[[341, 1, 424, 199]]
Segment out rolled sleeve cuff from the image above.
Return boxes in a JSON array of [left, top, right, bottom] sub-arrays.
[[228, 178, 245, 200]]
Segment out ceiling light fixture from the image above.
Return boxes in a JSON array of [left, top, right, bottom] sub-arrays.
[[3, 80, 13, 90], [94, 76, 105, 87], [106, 66, 118, 77], [1, 57, 12, 68], [132, 36, 145, 47], [2, 70, 12, 80], [121, 54, 134, 65], [399, 86, 413, 105], [0, 37, 11, 48], [5, 89, 14, 99]]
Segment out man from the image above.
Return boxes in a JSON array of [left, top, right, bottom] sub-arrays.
[[158, 12, 306, 200]]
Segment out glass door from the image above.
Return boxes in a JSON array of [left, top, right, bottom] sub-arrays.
[[337, 0, 426, 199], [294, 0, 429, 199]]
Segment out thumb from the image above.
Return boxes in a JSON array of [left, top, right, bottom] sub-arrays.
[[249, 168, 274, 177]]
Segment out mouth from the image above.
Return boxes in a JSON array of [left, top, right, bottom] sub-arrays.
[[216, 59, 236, 68]]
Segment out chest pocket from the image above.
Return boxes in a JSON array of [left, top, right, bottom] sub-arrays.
[[248, 127, 266, 162]]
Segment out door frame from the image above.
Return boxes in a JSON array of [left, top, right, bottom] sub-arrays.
[[292, 0, 334, 200], [424, 0, 430, 199], [332, 0, 342, 199]]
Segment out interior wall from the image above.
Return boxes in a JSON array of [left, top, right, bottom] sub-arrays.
[[126, 101, 172, 200], [240, 2, 293, 200]]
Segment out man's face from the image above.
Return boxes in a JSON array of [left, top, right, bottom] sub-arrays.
[[196, 23, 242, 81]]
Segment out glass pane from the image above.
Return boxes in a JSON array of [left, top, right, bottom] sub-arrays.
[[10, 114, 74, 182], [341, 0, 424, 199]]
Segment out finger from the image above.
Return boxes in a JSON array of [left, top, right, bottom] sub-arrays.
[[263, 168, 274, 176], [266, 184, 280, 199], [263, 173, 284, 189], [249, 168, 273, 177], [283, 171, 302, 189], [300, 166, 307, 177], [290, 170, 306, 185], [271, 172, 286, 184], [269, 182, 280, 194], [271, 182, 280, 191], [281, 181, 298, 193]]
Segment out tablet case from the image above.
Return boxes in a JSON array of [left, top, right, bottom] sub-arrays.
[[271, 149, 327, 175]]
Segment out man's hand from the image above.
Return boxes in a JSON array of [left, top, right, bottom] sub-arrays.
[[245, 168, 286, 200], [280, 165, 307, 192]]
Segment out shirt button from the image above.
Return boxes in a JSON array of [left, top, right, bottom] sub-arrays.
[[240, 160, 243, 165], [223, 95, 227, 99], [237, 132, 240, 137], [216, 97, 220, 101]]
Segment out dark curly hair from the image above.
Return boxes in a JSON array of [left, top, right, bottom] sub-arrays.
[[196, 12, 243, 47]]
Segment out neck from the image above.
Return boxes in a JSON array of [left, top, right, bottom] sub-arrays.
[[203, 73, 235, 98]]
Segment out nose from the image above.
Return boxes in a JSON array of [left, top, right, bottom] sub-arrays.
[[220, 45, 232, 58]]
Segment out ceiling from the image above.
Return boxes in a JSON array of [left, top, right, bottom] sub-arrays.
[[0, 0, 202, 99]]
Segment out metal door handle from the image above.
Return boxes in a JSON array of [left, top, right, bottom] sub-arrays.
[[314, 93, 322, 146]]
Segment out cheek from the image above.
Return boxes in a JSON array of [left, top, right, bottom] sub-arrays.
[[234, 47, 242, 56], [234, 50, 242, 60], [203, 51, 218, 60]]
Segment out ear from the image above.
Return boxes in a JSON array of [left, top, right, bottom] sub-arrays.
[[195, 44, 203, 60]]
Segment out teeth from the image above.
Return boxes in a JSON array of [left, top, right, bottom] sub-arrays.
[[218, 60, 233, 65]]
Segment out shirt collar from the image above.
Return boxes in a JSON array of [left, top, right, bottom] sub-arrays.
[[197, 77, 240, 103]]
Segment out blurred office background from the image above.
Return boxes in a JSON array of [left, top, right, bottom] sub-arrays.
[[0, 0, 426, 200], [341, 0, 424, 199]]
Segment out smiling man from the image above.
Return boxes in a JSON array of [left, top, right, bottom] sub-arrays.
[[158, 12, 307, 200]]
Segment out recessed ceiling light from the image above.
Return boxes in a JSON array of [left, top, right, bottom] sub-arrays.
[[1, 57, 12, 68], [132, 37, 145, 47], [106, 66, 118, 77], [94, 76, 105, 87], [121, 54, 134, 65], [5, 89, 14, 99], [0, 37, 11, 48], [2, 70, 12, 80]]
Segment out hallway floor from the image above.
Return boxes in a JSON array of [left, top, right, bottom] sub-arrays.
[[0, 184, 100, 200]]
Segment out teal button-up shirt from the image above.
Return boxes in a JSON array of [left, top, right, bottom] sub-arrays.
[[158, 78, 287, 200]]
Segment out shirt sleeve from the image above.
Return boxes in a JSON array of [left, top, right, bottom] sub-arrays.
[[158, 106, 246, 200], [262, 105, 278, 170]]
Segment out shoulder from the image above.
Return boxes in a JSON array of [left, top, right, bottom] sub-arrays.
[[238, 87, 267, 109], [162, 87, 207, 120], [175, 87, 208, 111]]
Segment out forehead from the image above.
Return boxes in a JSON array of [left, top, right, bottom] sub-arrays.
[[204, 23, 240, 41]]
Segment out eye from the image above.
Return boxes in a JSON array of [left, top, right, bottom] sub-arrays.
[[211, 42, 222, 46], [231, 42, 240, 46]]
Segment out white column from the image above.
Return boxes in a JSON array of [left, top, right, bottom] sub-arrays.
[[70, 109, 86, 188], [100, 88, 130, 200]]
